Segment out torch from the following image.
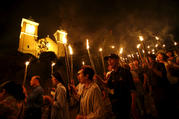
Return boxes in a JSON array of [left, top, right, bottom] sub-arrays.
[[62, 34, 71, 84], [137, 44, 143, 62], [86, 39, 96, 73], [139, 35, 149, 64], [68, 45, 73, 80], [23, 61, 30, 85], [82, 61, 85, 66], [51, 62, 56, 75], [99, 48, 106, 73]]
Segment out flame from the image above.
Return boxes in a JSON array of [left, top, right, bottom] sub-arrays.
[[99, 48, 102, 52], [147, 45, 150, 49], [139, 36, 144, 41], [86, 39, 89, 49], [174, 42, 177, 46], [111, 45, 115, 49], [163, 44, 166, 47], [155, 36, 159, 40], [131, 54, 134, 58], [155, 44, 158, 47], [51, 62, 56, 67], [119, 48, 123, 54], [127, 54, 131, 58], [68, 45, 73, 55], [82, 61, 85, 65], [137, 44, 141, 48], [25, 61, 30, 66]]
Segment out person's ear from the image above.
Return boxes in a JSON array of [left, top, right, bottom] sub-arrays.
[[2, 89, 6, 95], [54, 78, 58, 83], [86, 74, 89, 79]]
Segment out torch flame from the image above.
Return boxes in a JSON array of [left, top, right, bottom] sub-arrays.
[[137, 44, 141, 49], [174, 42, 177, 46], [25, 61, 30, 66], [127, 54, 131, 58], [155, 36, 159, 40], [139, 36, 144, 41], [155, 44, 158, 48], [82, 61, 85, 65], [52, 62, 56, 67], [131, 54, 134, 58], [86, 39, 89, 49], [99, 48, 102, 52], [68, 45, 73, 55], [119, 48, 123, 54], [111, 45, 115, 49]]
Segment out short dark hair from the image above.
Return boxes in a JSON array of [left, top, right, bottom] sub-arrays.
[[147, 54, 156, 61], [81, 65, 95, 81], [52, 72, 65, 85], [166, 50, 175, 57], [157, 52, 168, 61], [104, 53, 119, 61], [1, 81, 25, 101]]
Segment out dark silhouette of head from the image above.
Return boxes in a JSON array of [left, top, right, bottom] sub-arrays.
[[81, 65, 95, 81], [52, 72, 65, 86], [1, 81, 25, 101]]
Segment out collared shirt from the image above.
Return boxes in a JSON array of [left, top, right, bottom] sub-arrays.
[[108, 66, 136, 104], [26, 86, 44, 109], [51, 83, 69, 119], [76, 83, 85, 96], [80, 82, 104, 119]]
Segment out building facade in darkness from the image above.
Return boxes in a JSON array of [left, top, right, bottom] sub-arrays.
[[18, 18, 65, 58]]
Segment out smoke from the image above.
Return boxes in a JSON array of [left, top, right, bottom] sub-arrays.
[[53, 0, 179, 57]]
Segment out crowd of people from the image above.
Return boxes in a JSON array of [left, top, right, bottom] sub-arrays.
[[0, 49, 178, 119]]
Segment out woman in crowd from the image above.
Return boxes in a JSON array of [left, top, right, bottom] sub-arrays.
[[50, 72, 70, 119]]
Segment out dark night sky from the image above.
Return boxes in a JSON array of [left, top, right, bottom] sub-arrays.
[[0, 0, 179, 55]]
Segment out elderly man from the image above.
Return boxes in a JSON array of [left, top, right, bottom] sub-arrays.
[[76, 65, 104, 119]]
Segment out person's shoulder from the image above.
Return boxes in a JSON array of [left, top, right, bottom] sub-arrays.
[[37, 85, 43, 89], [57, 83, 66, 92], [157, 62, 165, 67], [91, 82, 101, 91], [175, 56, 179, 64], [118, 66, 130, 73], [35, 86, 44, 92]]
